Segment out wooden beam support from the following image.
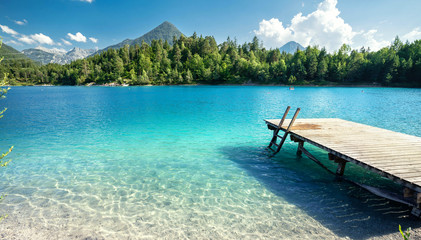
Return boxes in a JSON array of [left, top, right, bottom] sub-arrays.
[[417, 193, 421, 208], [328, 153, 347, 176], [290, 135, 304, 156], [411, 207, 421, 218], [336, 160, 347, 176], [404, 188, 414, 198], [413, 193, 421, 218], [299, 145, 335, 175], [297, 142, 304, 156], [290, 135, 302, 142]]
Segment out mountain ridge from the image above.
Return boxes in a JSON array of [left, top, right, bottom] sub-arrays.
[[95, 21, 183, 55], [15, 21, 183, 64], [279, 41, 305, 53], [22, 47, 96, 65]]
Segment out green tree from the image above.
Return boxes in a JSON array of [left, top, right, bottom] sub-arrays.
[[138, 69, 150, 85], [1, 32, 421, 87], [250, 36, 260, 52], [184, 69, 193, 84], [307, 54, 318, 81], [288, 75, 297, 85]]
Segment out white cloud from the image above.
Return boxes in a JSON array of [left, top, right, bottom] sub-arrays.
[[67, 32, 87, 42], [403, 28, 421, 43], [254, 18, 293, 48], [61, 38, 72, 46], [353, 29, 389, 51], [6, 40, 23, 46], [254, 0, 388, 52], [80, 0, 94, 2], [18, 35, 35, 44], [89, 37, 98, 43], [0, 24, 18, 35], [0, 24, 57, 47], [14, 19, 28, 26], [30, 33, 54, 45]]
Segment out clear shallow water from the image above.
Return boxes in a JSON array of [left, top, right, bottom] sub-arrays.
[[0, 86, 421, 239]]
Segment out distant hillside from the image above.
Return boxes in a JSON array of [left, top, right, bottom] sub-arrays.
[[96, 21, 183, 55], [279, 41, 305, 54], [0, 42, 31, 61], [22, 46, 96, 65]]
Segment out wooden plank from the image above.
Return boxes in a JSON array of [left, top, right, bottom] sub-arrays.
[[388, 169, 421, 176], [367, 166, 421, 173], [288, 135, 421, 143], [364, 160, 421, 167], [314, 142, 421, 148], [292, 136, 421, 142], [412, 180, 421, 186], [360, 155, 421, 161], [381, 165, 421, 171], [364, 157, 421, 164], [363, 158, 421, 165], [405, 177, 421, 184], [266, 119, 420, 139], [404, 177, 421, 183], [341, 152, 421, 158]]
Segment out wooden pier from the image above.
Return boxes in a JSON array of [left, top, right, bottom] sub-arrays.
[[265, 107, 421, 216]]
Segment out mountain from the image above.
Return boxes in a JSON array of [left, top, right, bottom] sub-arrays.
[[22, 47, 56, 64], [64, 47, 96, 62], [279, 41, 305, 54], [22, 46, 96, 65], [21, 21, 182, 63], [96, 21, 183, 54], [0, 42, 31, 61]]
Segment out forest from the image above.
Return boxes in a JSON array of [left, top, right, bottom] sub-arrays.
[[1, 34, 421, 87]]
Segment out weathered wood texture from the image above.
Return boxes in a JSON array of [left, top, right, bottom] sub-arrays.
[[265, 118, 421, 192]]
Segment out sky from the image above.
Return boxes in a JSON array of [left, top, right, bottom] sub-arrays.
[[1, 0, 421, 52]]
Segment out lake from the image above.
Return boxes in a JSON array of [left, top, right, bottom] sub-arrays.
[[1, 86, 421, 239]]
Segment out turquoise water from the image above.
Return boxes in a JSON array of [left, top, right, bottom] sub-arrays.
[[0, 86, 421, 239]]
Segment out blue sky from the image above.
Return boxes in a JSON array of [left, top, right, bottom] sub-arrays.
[[1, 0, 421, 52]]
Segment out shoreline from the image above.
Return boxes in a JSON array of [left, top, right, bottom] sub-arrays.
[[6, 83, 419, 88]]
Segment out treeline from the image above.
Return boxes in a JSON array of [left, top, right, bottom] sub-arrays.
[[1, 34, 421, 87]]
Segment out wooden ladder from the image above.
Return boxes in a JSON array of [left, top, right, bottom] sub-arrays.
[[268, 106, 300, 153]]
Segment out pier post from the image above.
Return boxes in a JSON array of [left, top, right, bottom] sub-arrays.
[[411, 193, 421, 217], [328, 153, 347, 177], [297, 142, 304, 156], [403, 188, 414, 198], [336, 160, 347, 176], [290, 135, 304, 156]]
